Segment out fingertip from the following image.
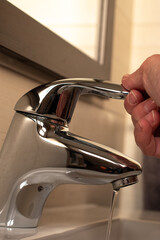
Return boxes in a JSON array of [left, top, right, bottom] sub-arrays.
[[134, 118, 158, 156], [144, 109, 160, 129], [122, 74, 130, 90], [138, 118, 151, 131], [128, 91, 138, 105], [130, 90, 144, 102], [122, 67, 145, 91], [152, 109, 160, 123], [124, 90, 144, 114], [134, 118, 152, 147]]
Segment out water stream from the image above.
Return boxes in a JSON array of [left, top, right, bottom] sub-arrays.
[[105, 189, 119, 240]]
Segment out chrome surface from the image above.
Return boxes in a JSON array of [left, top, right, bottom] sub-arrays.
[[15, 78, 129, 125], [0, 78, 141, 228]]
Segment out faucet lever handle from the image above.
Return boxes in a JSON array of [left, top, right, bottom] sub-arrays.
[[15, 78, 129, 124]]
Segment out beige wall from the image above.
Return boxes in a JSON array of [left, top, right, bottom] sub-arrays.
[[130, 0, 160, 72], [121, 0, 160, 219], [0, 0, 134, 220], [0, 66, 39, 149]]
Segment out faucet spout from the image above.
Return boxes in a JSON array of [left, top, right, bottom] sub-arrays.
[[0, 78, 141, 228]]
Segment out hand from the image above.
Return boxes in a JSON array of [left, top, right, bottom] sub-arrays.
[[122, 55, 160, 157]]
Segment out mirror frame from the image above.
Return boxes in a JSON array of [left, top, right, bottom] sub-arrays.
[[0, 0, 115, 82]]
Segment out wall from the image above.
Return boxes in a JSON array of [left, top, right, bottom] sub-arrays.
[[0, 66, 39, 149], [120, 0, 160, 219], [130, 0, 160, 72]]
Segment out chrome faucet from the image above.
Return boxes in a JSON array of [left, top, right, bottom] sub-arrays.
[[0, 78, 142, 228]]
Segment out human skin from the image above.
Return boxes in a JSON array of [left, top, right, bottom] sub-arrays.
[[122, 54, 160, 158]]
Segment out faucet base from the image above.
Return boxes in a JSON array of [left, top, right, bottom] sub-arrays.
[[0, 168, 119, 228]]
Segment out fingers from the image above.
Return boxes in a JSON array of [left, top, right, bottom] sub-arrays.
[[122, 55, 160, 107], [124, 90, 144, 114], [124, 91, 158, 122], [122, 66, 145, 91], [122, 55, 160, 157], [124, 89, 160, 157], [134, 111, 160, 157]]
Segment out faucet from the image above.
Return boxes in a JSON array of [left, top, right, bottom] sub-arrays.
[[0, 78, 142, 228]]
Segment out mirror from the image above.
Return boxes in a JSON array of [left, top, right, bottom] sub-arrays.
[[7, 0, 108, 61]]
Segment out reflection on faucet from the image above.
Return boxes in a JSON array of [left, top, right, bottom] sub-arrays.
[[0, 225, 37, 239], [0, 78, 142, 228]]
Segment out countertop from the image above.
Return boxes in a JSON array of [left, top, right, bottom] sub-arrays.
[[0, 204, 109, 240]]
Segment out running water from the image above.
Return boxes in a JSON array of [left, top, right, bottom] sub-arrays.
[[105, 189, 119, 240]]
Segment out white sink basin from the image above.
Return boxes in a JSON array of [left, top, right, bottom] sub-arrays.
[[39, 219, 160, 240], [112, 219, 160, 240]]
